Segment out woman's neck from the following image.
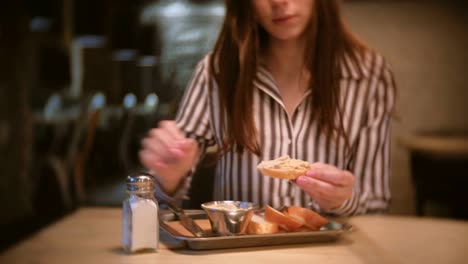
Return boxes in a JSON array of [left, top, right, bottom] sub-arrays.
[[264, 37, 309, 92]]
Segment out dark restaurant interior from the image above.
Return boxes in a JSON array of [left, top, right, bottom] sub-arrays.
[[1, 0, 467, 257]]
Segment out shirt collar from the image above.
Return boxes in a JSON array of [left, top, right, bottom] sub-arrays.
[[254, 52, 372, 102], [254, 64, 283, 103], [254, 64, 312, 106]]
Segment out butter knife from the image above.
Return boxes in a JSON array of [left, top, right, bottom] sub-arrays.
[[166, 202, 207, 238]]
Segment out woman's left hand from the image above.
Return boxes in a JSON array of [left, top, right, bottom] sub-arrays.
[[295, 163, 355, 211]]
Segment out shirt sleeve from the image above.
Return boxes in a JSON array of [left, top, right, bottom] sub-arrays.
[[328, 61, 397, 216], [175, 55, 216, 146], [154, 55, 216, 204]]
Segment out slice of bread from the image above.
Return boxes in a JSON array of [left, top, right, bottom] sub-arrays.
[[257, 155, 311, 180], [284, 206, 329, 231], [264, 205, 303, 232], [246, 214, 279, 235]]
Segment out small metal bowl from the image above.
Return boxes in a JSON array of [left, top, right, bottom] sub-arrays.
[[201, 201, 258, 236]]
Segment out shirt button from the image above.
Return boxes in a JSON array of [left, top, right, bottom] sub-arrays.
[[287, 139, 292, 144]]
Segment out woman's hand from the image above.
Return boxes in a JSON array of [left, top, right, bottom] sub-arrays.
[[295, 163, 355, 211], [139, 121, 198, 195]]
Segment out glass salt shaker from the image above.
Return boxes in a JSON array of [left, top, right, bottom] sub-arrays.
[[122, 172, 159, 253]]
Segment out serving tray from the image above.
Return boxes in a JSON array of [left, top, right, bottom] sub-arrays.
[[159, 210, 351, 250]]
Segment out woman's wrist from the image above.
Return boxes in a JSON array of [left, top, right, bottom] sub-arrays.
[[150, 164, 196, 196], [149, 170, 184, 195]]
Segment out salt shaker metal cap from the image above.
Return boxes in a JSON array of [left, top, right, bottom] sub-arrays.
[[126, 172, 155, 192]]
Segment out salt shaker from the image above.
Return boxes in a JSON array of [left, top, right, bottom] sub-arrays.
[[122, 173, 159, 253]]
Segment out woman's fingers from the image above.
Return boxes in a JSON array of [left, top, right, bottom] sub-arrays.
[[143, 124, 188, 162], [293, 164, 356, 210], [140, 120, 199, 168], [296, 176, 351, 200], [307, 163, 354, 187], [139, 149, 163, 171], [139, 121, 200, 195], [141, 133, 175, 163], [307, 169, 355, 187]]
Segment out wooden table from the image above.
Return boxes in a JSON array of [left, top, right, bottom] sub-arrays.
[[1, 207, 468, 264]]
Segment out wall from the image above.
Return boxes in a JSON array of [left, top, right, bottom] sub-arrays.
[[343, 1, 468, 214]]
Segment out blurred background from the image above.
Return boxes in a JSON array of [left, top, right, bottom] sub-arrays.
[[0, 0, 467, 252]]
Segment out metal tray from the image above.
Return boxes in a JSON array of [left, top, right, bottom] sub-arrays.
[[159, 210, 351, 250]]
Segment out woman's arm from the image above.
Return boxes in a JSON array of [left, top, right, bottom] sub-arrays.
[[141, 121, 199, 195], [295, 60, 396, 216], [140, 56, 216, 203], [328, 61, 397, 215]]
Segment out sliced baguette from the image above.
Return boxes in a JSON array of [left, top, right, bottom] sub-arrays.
[[284, 206, 329, 231], [264, 205, 303, 232], [257, 155, 311, 180], [246, 214, 279, 235]]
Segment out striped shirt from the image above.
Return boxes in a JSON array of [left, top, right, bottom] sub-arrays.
[[171, 51, 396, 216]]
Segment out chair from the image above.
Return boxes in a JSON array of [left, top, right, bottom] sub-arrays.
[[399, 131, 468, 219], [69, 92, 106, 203]]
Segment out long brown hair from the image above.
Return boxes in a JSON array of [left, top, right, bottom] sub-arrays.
[[210, 0, 366, 155]]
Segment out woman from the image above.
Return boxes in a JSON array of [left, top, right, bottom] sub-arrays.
[[140, 0, 396, 216]]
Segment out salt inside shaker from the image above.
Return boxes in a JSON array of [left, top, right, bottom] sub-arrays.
[[122, 173, 159, 253]]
